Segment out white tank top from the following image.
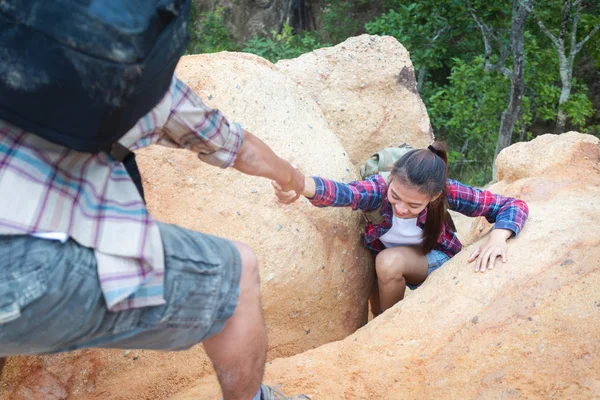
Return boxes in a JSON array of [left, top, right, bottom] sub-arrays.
[[379, 216, 423, 248]]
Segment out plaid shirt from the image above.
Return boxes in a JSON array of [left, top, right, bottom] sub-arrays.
[[0, 76, 243, 311], [309, 175, 528, 257]]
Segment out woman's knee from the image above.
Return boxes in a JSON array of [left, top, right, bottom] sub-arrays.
[[375, 250, 406, 283]]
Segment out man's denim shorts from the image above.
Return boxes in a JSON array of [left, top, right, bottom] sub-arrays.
[[0, 222, 241, 356], [406, 249, 451, 290]]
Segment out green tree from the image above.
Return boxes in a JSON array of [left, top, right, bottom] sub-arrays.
[[428, 57, 510, 184], [363, 0, 596, 184], [365, 1, 474, 92], [467, 0, 533, 179], [318, 0, 362, 45], [526, 0, 600, 132], [427, 32, 592, 185], [243, 24, 327, 63], [187, 7, 237, 55]]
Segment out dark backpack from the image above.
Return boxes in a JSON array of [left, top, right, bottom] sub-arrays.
[[0, 0, 190, 154]]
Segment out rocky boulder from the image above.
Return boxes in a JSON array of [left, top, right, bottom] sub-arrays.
[[138, 52, 374, 359], [276, 34, 434, 167], [173, 132, 600, 399]]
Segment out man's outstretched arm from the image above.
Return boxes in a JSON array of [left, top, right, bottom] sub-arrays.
[[233, 130, 304, 198], [158, 77, 304, 198]]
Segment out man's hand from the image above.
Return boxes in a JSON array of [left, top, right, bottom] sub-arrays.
[[272, 174, 315, 204], [467, 228, 512, 273], [273, 166, 305, 203]]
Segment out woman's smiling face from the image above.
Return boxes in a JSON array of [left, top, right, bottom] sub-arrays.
[[387, 178, 439, 219]]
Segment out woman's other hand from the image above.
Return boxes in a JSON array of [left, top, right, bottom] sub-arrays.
[[467, 228, 513, 272]]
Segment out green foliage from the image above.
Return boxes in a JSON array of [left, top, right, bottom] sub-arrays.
[[562, 84, 595, 127], [187, 7, 237, 54], [428, 57, 509, 184], [579, 11, 600, 67], [365, 4, 452, 78], [523, 2, 597, 128], [366, 1, 502, 84], [182, 0, 599, 184], [243, 24, 328, 63], [318, 0, 361, 45]]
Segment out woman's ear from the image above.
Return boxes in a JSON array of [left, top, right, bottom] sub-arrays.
[[431, 192, 443, 203]]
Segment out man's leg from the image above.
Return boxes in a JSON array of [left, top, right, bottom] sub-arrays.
[[203, 242, 267, 400]]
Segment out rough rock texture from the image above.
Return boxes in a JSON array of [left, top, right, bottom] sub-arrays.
[[495, 131, 600, 182], [140, 52, 374, 358], [172, 133, 600, 400], [8, 369, 67, 400], [276, 34, 434, 167]]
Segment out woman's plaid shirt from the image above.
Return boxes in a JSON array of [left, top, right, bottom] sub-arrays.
[[308, 174, 529, 257]]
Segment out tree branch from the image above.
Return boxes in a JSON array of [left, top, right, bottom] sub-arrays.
[[467, 0, 511, 76], [568, 0, 582, 58], [576, 23, 600, 53], [430, 25, 448, 44], [467, 0, 494, 69], [521, 1, 561, 47], [559, 0, 572, 43]]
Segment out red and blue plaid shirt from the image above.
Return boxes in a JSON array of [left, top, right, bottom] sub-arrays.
[[308, 175, 528, 257]]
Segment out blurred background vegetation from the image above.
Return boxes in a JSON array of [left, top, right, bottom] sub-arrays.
[[186, 0, 600, 185]]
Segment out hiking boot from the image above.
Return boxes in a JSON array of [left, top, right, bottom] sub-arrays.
[[260, 383, 311, 400]]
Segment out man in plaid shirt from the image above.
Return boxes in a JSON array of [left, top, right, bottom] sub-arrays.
[[0, 75, 308, 400]]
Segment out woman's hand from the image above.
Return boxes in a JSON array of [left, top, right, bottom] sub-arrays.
[[274, 165, 305, 203], [272, 175, 316, 204], [467, 229, 513, 273]]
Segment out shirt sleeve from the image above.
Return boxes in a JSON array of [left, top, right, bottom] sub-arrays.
[[309, 174, 387, 212], [446, 179, 529, 237], [160, 76, 244, 168]]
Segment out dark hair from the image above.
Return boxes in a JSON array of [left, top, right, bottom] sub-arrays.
[[390, 141, 448, 255]]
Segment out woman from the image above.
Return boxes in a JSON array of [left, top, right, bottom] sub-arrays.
[[273, 142, 529, 314]]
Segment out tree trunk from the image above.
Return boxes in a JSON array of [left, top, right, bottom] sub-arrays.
[[556, 52, 573, 133], [417, 66, 427, 93], [529, 1, 600, 133], [0, 357, 5, 380], [492, 0, 530, 180]]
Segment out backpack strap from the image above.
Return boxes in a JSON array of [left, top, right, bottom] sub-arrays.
[[110, 142, 146, 203], [362, 204, 385, 225]]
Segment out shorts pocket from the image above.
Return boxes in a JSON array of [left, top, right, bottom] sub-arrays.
[[0, 268, 47, 330], [135, 255, 222, 330]]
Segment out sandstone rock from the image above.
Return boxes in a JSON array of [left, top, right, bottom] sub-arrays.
[[11, 371, 67, 400], [276, 34, 434, 167], [172, 133, 600, 399], [138, 52, 374, 358], [496, 131, 600, 183]]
